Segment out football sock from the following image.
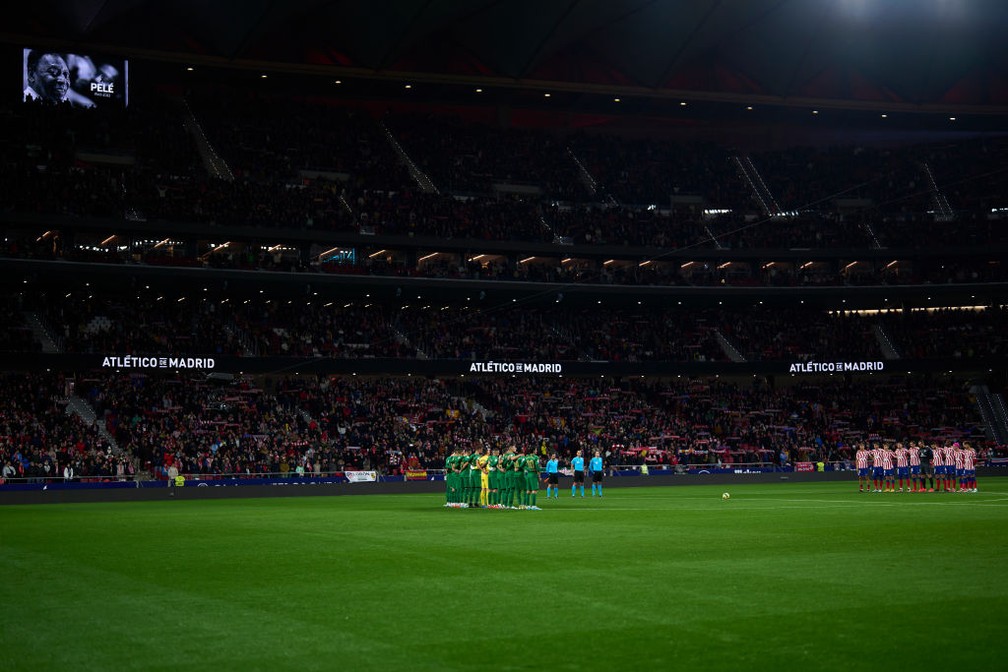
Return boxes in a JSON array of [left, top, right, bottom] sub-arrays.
[[598, 484, 603, 496], [531, 492, 537, 507], [572, 484, 576, 496], [580, 485, 584, 496]]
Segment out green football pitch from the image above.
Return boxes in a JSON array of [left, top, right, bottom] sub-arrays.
[[2, 480, 1007, 671]]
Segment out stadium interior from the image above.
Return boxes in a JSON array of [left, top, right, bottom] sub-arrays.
[[1, 0, 1007, 485]]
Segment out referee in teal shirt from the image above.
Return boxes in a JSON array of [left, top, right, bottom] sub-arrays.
[[545, 453, 560, 499], [589, 451, 604, 497], [570, 450, 585, 497]]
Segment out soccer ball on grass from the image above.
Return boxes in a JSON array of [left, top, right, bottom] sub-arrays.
[[722, 492, 730, 500]]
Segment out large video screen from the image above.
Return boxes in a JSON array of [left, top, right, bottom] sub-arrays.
[[22, 48, 128, 108]]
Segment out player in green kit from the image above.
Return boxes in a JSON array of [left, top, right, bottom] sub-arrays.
[[446, 449, 462, 507], [463, 447, 477, 508], [444, 450, 454, 507], [487, 447, 501, 508], [504, 447, 520, 509], [524, 450, 541, 510], [508, 447, 524, 509]]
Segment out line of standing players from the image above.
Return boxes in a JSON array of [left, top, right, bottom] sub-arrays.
[[443, 447, 605, 509], [855, 441, 978, 493]]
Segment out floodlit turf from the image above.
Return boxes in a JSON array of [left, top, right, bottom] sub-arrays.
[[2, 481, 1008, 671]]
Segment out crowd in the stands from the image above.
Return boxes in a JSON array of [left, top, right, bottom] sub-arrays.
[[0, 371, 997, 483], [7, 288, 1006, 366], [3, 94, 1007, 261]]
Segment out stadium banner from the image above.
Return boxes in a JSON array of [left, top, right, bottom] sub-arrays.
[[405, 470, 428, 481], [789, 361, 885, 374], [795, 462, 815, 472], [100, 355, 215, 370], [0, 353, 1001, 377], [23, 48, 128, 108], [345, 470, 377, 483], [467, 361, 562, 374]]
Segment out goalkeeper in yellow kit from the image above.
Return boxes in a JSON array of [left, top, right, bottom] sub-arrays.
[[477, 444, 491, 508]]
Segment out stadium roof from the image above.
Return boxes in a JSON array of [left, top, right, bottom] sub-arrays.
[[8, 0, 1008, 113]]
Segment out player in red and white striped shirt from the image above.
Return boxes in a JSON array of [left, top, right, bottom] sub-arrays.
[[932, 444, 946, 493], [963, 442, 977, 492], [944, 445, 958, 492], [855, 444, 870, 493], [880, 446, 895, 493], [894, 443, 910, 492], [953, 443, 967, 492], [907, 442, 922, 492], [871, 445, 885, 492]]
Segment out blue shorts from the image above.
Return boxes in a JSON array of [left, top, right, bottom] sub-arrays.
[[884, 468, 895, 478], [897, 467, 908, 478], [858, 468, 869, 477], [910, 465, 920, 475], [965, 469, 975, 478], [934, 465, 945, 475], [872, 467, 883, 478]]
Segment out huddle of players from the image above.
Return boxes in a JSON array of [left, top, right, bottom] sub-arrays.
[[854, 441, 978, 493], [444, 445, 543, 510], [443, 447, 605, 509]]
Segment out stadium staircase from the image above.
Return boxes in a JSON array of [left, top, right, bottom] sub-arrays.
[[454, 396, 492, 420], [24, 312, 61, 353], [389, 323, 424, 359], [993, 393, 1008, 445], [566, 147, 601, 199], [182, 99, 234, 181], [971, 385, 1008, 445], [733, 155, 782, 217], [703, 223, 724, 249], [712, 328, 746, 362], [922, 162, 955, 222], [872, 324, 901, 360], [861, 220, 883, 249], [462, 380, 505, 419], [66, 395, 121, 454], [380, 121, 439, 194], [536, 205, 571, 244], [222, 324, 257, 357]]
